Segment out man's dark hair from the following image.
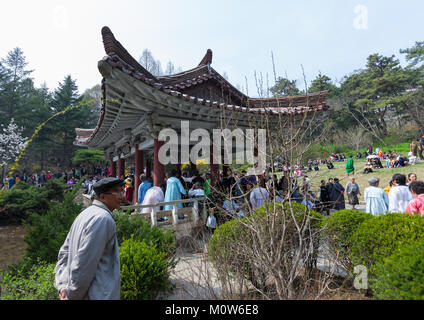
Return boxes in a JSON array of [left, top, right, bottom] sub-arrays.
[[409, 181, 424, 195], [140, 174, 146, 182], [392, 173, 407, 186]]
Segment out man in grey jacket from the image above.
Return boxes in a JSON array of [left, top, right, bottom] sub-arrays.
[[54, 177, 124, 300]]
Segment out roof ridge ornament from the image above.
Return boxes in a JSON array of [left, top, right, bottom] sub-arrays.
[[101, 26, 158, 81], [198, 49, 213, 66]]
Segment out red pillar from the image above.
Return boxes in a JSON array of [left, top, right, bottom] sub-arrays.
[[153, 139, 165, 187], [110, 159, 116, 178], [134, 147, 143, 204], [210, 142, 219, 186], [118, 156, 125, 179], [146, 159, 152, 179]]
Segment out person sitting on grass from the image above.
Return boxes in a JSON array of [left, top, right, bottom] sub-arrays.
[[406, 181, 424, 217], [408, 152, 418, 165], [363, 162, 373, 174]]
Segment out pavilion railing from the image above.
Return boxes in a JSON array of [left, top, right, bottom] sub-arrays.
[[120, 197, 208, 227]]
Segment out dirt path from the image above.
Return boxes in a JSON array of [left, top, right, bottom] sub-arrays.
[[0, 225, 27, 271]]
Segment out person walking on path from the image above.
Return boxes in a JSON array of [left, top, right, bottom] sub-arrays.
[[388, 174, 414, 213], [54, 177, 124, 300], [364, 177, 389, 216], [319, 179, 331, 215], [330, 178, 345, 211], [346, 177, 361, 210], [346, 155, 355, 176]]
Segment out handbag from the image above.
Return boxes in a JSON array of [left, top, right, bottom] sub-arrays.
[[206, 214, 217, 229]]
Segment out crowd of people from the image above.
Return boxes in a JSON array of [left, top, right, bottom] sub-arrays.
[[3, 136, 424, 227], [1, 167, 109, 191]]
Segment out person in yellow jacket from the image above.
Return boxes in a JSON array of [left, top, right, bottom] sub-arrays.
[[384, 180, 393, 195]]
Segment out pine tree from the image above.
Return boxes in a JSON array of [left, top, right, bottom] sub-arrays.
[[0, 48, 35, 128], [48, 75, 87, 167]]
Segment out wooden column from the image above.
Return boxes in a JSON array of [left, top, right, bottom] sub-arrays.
[[134, 146, 143, 204], [146, 159, 152, 179], [154, 139, 165, 187], [118, 156, 125, 179], [110, 159, 116, 178]]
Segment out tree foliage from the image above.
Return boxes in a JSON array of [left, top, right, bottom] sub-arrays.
[[270, 77, 302, 97], [72, 149, 105, 174]]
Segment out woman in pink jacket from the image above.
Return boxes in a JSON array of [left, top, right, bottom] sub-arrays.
[[406, 181, 424, 217]]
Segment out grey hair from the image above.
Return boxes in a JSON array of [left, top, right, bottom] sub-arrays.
[[368, 177, 379, 186]]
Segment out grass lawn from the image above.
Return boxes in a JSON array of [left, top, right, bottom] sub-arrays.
[[301, 159, 424, 203]]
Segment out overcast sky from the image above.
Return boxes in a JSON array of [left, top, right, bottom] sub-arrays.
[[1, 0, 423, 97]]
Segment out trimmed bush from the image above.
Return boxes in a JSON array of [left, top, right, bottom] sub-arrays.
[[208, 217, 251, 276], [323, 209, 373, 273], [119, 237, 171, 300], [113, 211, 176, 261], [0, 258, 57, 300], [371, 237, 424, 300], [351, 213, 424, 275]]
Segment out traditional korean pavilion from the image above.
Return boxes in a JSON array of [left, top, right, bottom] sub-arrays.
[[75, 26, 328, 203]]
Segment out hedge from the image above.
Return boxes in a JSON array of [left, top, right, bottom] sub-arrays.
[[323, 209, 373, 273], [351, 213, 424, 276], [371, 237, 424, 300]]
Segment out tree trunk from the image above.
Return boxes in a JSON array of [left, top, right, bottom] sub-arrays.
[[1, 165, 6, 188]]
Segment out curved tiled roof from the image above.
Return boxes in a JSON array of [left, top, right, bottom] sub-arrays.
[[74, 27, 329, 147]]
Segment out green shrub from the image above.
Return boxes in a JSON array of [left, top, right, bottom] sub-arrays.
[[113, 211, 176, 260], [0, 178, 67, 225], [208, 218, 250, 277], [119, 237, 171, 300], [42, 178, 66, 202], [0, 181, 50, 224], [23, 185, 82, 263], [0, 258, 57, 300], [371, 237, 424, 300], [324, 209, 373, 273], [351, 213, 424, 275], [208, 201, 324, 296]]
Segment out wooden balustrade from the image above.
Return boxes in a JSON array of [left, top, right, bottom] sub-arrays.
[[120, 197, 207, 227]]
